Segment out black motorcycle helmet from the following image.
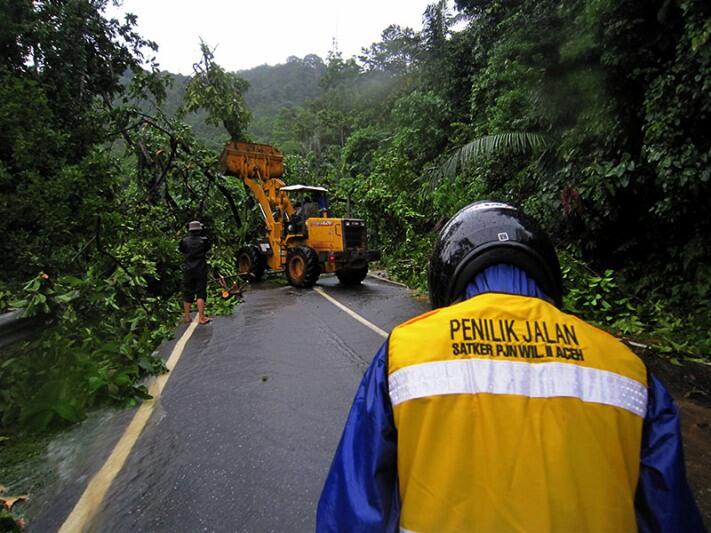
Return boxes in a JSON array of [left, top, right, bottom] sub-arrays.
[[428, 201, 563, 309]]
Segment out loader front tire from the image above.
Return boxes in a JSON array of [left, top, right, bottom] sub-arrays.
[[237, 245, 265, 282], [336, 266, 368, 286], [286, 246, 320, 288]]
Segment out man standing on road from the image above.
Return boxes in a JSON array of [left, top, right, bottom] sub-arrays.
[[179, 220, 212, 325], [316, 201, 703, 532]]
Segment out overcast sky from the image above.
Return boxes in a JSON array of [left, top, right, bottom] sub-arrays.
[[106, 1, 436, 74]]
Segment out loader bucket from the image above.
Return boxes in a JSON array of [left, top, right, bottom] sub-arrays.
[[220, 141, 285, 181]]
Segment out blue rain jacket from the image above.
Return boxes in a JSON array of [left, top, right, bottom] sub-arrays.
[[316, 265, 705, 532]]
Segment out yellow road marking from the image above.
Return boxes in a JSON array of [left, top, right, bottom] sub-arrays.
[[313, 287, 388, 339], [59, 318, 199, 533]]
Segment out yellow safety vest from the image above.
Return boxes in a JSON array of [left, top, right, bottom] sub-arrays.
[[388, 293, 648, 532]]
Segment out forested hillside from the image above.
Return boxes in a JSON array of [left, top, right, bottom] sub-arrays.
[[140, 54, 326, 149], [1, 0, 709, 441]]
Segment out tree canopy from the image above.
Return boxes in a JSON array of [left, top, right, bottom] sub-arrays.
[[1, 0, 709, 439]]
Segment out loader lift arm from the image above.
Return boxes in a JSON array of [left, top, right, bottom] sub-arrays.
[[220, 141, 294, 270]]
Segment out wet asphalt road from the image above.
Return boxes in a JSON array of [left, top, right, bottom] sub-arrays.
[[34, 275, 427, 532]]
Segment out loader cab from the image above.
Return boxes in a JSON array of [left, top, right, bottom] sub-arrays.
[[281, 185, 330, 235]]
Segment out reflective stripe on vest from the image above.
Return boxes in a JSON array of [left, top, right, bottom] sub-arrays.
[[389, 358, 647, 416]]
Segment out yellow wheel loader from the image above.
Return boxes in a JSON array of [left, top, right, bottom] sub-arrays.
[[220, 141, 379, 288]]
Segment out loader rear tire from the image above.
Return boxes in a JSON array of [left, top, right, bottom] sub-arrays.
[[237, 245, 265, 282], [336, 266, 368, 286], [286, 246, 320, 288]]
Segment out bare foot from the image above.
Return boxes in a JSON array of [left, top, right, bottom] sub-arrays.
[[183, 316, 191, 324], [199, 316, 212, 325]]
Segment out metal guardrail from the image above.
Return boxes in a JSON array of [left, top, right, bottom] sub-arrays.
[[0, 310, 48, 350]]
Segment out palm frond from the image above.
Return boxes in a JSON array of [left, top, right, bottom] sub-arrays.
[[431, 132, 550, 187]]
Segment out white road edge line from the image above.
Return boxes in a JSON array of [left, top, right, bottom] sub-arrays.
[[313, 286, 388, 339], [59, 317, 200, 533]]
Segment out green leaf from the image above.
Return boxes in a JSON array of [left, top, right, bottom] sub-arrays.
[[53, 402, 82, 423], [54, 290, 80, 304], [431, 132, 550, 186], [9, 300, 27, 310]]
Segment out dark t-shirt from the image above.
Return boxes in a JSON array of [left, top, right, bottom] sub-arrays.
[[179, 233, 211, 273]]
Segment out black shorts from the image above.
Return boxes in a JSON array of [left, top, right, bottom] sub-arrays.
[[182, 269, 207, 302]]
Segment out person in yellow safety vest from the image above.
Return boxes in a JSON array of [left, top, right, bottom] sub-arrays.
[[316, 201, 704, 532]]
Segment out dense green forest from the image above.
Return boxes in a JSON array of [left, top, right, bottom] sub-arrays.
[[1, 0, 710, 444], [136, 54, 326, 149]]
